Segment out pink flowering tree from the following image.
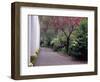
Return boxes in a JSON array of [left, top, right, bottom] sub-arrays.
[[50, 16, 82, 53]]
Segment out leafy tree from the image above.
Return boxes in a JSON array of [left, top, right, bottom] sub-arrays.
[[50, 16, 82, 53]]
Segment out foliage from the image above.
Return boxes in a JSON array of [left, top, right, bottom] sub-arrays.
[[50, 16, 82, 53], [39, 16, 88, 61], [30, 55, 37, 65], [40, 27, 56, 47], [50, 32, 67, 51], [30, 49, 40, 65], [69, 18, 88, 60]]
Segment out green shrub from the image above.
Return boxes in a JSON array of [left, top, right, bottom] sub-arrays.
[[30, 49, 40, 65], [51, 38, 61, 51], [30, 55, 37, 65], [69, 18, 88, 61]]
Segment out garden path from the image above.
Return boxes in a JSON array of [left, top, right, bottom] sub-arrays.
[[35, 47, 86, 66]]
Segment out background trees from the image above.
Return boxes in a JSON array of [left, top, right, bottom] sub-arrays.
[[39, 16, 88, 61]]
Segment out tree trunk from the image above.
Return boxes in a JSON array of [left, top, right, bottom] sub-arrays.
[[66, 37, 70, 54], [61, 28, 73, 54]]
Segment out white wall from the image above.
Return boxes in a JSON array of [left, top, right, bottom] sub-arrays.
[[30, 16, 40, 56], [0, 0, 100, 82], [28, 15, 40, 64]]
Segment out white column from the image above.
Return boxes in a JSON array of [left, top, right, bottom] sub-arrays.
[[31, 16, 40, 55], [28, 15, 40, 65]]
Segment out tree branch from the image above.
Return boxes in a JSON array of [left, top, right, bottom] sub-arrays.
[[61, 28, 68, 38], [68, 26, 76, 38]]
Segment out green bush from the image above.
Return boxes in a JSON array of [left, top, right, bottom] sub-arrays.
[[51, 38, 61, 51], [30, 49, 40, 65], [30, 55, 37, 65], [69, 18, 88, 61], [50, 32, 67, 52]]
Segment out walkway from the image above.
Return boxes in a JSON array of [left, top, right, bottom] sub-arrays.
[[35, 47, 86, 66]]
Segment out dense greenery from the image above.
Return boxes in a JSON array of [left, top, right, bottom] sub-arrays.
[[69, 19, 88, 60], [39, 16, 88, 61]]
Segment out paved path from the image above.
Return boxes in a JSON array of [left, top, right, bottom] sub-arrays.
[[35, 47, 86, 66]]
